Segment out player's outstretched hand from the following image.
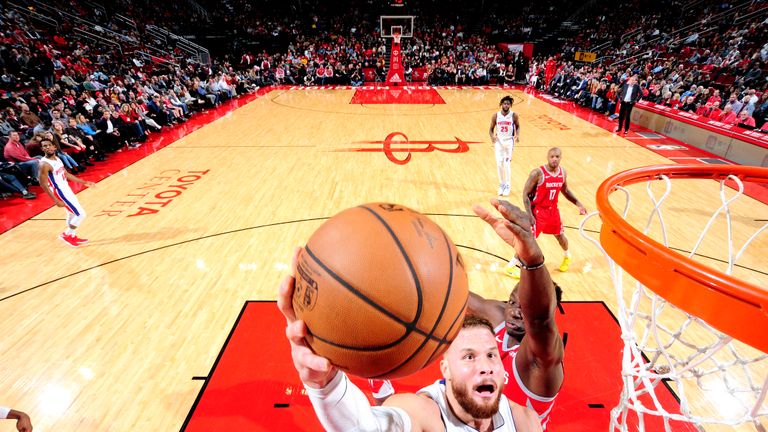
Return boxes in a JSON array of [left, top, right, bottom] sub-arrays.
[[277, 247, 338, 389], [16, 411, 32, 432], [8, 409, 32, 432], [473, 200, 544, 265]]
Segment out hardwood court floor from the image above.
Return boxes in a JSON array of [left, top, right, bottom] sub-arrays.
[[1, 87, 765, 431]]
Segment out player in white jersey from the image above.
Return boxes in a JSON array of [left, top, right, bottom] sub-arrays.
[[279, 251, 542, 431], [489, 96, 520, 197], [38, 138, 95, 247], [418, 378, 521, 432]]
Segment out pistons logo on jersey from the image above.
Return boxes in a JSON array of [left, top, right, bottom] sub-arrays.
[[55, 166, 67, 182]]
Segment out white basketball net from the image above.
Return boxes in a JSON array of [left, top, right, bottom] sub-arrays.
[[581, 173, 768, 431]]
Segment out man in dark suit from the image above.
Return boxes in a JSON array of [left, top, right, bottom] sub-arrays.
[[616, 75, 641, 135]]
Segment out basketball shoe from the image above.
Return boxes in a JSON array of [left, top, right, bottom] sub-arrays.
[[503, 264, 521, 279], [558, 257, 571, 272], [72, 235, 89, 245], [58, 232, 81, 247]]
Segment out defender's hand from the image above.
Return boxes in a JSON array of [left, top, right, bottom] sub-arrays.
[[473, 200, 544, 264]]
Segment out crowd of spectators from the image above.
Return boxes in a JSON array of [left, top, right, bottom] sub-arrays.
[[227, 13, 530, 87], [526, 0, 768, 130], [0, 5, 259, 200], [1, 0, 766, 200]]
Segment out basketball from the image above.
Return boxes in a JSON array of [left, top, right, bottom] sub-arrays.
[[292, 202, 469, 379]]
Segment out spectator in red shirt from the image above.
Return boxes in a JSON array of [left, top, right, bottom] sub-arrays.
[[3, 131, 40, 182], [696, 101, 715, 117], [707, 106, 722, 119], [736, 110, 756, 128], [717, 105, 738, 125], [706, 89, 722, 107]]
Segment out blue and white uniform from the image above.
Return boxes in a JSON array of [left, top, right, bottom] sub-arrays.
[[41, 156, 85, 224], [494, 110, 516, 163]]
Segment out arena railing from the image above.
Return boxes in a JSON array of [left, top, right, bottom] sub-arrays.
[[639, 0, 756, 51], [73, 27, 123, 54], [146, 25, 211, 65], [20, 0, 139, 46], [114, 14, 138, 32], [7, 1, 58, 30], [82, 0, 107, 22], [136, 51, 180, 68]]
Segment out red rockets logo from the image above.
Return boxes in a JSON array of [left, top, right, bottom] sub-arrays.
[[340, 132, 483, 165]]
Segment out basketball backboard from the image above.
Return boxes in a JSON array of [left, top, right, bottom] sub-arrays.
[[380, 15, 414, 38]]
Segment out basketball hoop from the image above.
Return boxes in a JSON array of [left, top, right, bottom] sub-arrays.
[[380, 15, 413, 41], [581, 164, 768, 431]]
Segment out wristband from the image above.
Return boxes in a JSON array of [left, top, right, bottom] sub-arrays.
[[0, 406, 9, 419], [303, 372, 411, 432], [303, 370, 344, 399], [518, 256, 545, 270]]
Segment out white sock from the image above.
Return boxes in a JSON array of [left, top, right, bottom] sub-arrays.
[[507, 257, 521, 268], [66, 228, 75, 236], [564, 250, 571, 258]]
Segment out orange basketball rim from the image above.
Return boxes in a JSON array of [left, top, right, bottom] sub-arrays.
[[596, 164, 768, 352]]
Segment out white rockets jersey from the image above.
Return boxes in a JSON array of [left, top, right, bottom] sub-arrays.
[[41, 156, 71, 194], [496, 111, 516, 142], [418, 380, 518, 431]]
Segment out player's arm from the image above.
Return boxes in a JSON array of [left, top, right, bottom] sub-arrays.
[[489, 113, 497, 142], [64, 171, 95, 188], [513, 112, 520, 141], [467, 291, 506, 325], [474, 201, 563, 394], [521, 169, 541, 225], [0, 407, 32, 432], [560, 169, 587, 215], [305, 381, 443, 432]]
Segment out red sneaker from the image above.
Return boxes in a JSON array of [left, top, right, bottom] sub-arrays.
[[72, 235, 89, 245], [58, 233, 80, 247]]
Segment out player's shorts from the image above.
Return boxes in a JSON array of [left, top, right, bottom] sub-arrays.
[[53, 185, 85, 218], [533, 205, 563, 237], [494, 138, 515, 162]]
